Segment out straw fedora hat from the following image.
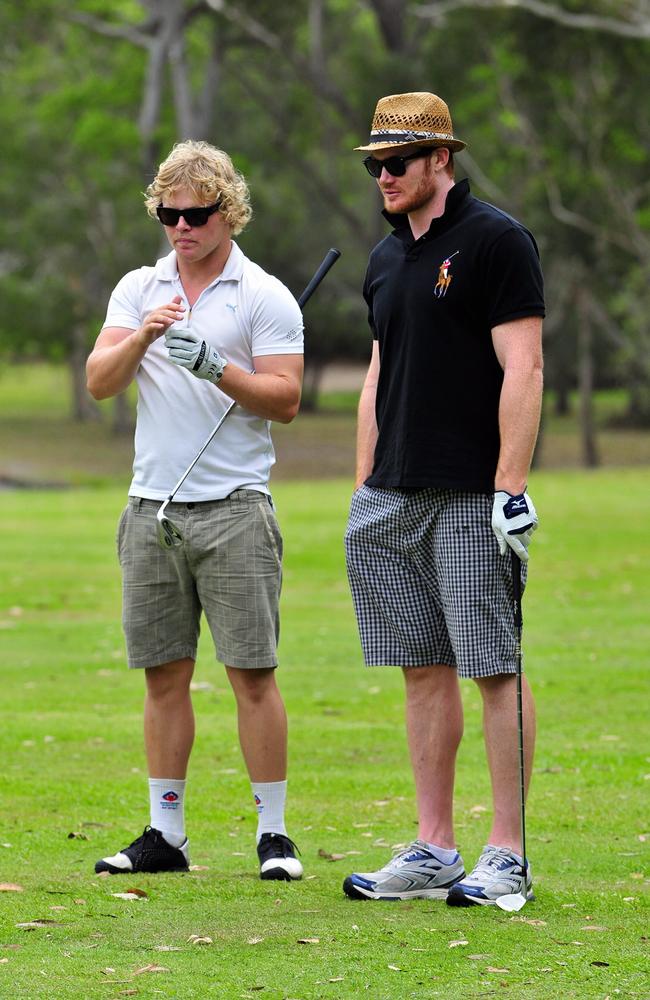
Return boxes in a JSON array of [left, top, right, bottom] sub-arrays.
[[354, 92, 466, 153]]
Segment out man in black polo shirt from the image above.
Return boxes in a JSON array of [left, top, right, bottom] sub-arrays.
[[343, 92, 544, 907]]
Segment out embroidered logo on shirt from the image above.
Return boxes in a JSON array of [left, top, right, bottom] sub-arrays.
[[226, 303, 238, 313], [434, 251, 460, 299]]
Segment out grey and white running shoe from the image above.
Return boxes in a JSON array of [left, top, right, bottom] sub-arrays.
[[343, 840, 465, 900], [446, 844, 533, 906]]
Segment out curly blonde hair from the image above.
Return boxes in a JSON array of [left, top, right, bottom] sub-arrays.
[[144, 140, 252, 236]]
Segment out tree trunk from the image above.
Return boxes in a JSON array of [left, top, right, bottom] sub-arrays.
[[69, 323, 101, 422], [577, 289, 599, 468], [301, 360, 325, 412], [112, 392, 134, 436]]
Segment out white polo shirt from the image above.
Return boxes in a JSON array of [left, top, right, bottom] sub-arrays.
[[103, 242, 304, 501]]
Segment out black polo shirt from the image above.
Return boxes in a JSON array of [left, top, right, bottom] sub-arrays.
[[363, 178, 545, 493]]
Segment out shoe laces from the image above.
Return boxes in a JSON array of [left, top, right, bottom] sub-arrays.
[[390, 841, 426, 867], [259, 833, 300, 857], [473, 846, 521, 879], [126, 826, 162, 851]]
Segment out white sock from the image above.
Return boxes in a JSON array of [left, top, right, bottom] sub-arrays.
[[252, 780, 288, 842], [424, 842, 458, 865], [149, 778, 186, 847]]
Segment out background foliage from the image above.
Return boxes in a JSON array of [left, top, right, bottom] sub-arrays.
[[1, 0, 649, 443]]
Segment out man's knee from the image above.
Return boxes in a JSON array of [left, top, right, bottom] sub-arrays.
[[227, 666, 278, 706], [145, 659, 195, 701]]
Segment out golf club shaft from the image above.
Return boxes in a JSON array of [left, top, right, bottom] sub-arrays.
[[511, 549, 527, 870], [162, 248, 341, 504]]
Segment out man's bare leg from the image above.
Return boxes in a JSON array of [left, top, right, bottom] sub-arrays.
[[475, 672, 536, 855], [403, 665, 464, 850]]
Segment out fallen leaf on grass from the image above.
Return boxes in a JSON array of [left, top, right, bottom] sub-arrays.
[[0, 884, 23, 892], [467, 955, 488, 961], [188, 865, 209, 871], [116, 991, 137, 996], [329, 977, 344, 982], [67, 831, 88, 840], [318, 849, 346, 861], [0, 959, 8, 964], [100, 968, 116, 975], [187, 935, 213, 946], [448, 940, 469, 948], [247, 937, 264, 945], [134, 964, 170, 975], [16, 919, 62, 930], [297, 938, 319, 945], [111, 889, 148, 901], [590, 961, 610, 968], [580, 926, 607, 932], [154, 946, 182, 952], [510, 916, 547, 926], [387, 964, 402, 971], [486, 966, 509, 973]]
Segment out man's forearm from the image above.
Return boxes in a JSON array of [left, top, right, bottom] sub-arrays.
[[494, 365, 543, 494], [355, 381, 378, 488], [86, 332, 148, 400], [215, 363, 302, 425]]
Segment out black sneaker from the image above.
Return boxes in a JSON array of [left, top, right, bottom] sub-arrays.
[[94, 826, 190, 875], [257, 833, 303, 881]]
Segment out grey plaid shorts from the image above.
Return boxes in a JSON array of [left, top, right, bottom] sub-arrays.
[[344, 485, 526, 678], [118, 491, 282, 670]]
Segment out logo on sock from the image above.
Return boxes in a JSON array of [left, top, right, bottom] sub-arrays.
[[254, 794, 264, 813], [161, 790, 179, 809]]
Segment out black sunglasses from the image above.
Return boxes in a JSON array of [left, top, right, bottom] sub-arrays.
[[156, 200, 221, 227], [362, 148, 432, 178]]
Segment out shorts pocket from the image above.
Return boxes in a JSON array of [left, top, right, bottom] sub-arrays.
[[257, 500, 283, 564]]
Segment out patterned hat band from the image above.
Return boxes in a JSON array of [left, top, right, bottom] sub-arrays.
[[369, 129, 456, 144]]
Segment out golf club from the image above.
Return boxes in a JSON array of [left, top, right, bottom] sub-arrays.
[[156, 247, 341, 549], [495, 548, 532, 913]]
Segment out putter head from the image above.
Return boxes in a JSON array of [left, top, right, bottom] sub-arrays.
[[156, 501, 184, 549]]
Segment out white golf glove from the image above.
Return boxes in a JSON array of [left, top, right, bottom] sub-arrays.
[[165, 328, 227, 383], [492, 490, 538, 563]]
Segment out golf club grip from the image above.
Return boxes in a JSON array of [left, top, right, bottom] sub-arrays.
[[297, 248, 341, 308], [510, 549, 523, 627]]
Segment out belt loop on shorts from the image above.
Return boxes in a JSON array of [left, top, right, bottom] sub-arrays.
[[130, 496, 144, 511], [228, 489, 247, 510]]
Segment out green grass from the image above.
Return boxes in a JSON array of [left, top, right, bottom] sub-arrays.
[[1, 365, 650, 489], [1, 472, 649, 999]]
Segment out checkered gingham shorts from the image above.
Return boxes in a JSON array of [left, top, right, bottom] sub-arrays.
[[344, 486, 526, 678]]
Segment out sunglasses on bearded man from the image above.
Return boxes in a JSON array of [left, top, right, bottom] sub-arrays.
[[156, 200, 221, 228], [362, 147, 433, 178]]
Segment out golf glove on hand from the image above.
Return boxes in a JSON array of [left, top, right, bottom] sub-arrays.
[[165, 328, 227, 383], [492, 490, 538, 563]]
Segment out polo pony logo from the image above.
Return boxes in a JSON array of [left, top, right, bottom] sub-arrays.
[[434, 251, 460, 298]]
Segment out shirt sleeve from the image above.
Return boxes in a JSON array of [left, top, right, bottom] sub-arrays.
[[483, 227, 545, 330], [250, 277, 304, 357], [362, 266, 378, 339], [102, 270, 143, 331]]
